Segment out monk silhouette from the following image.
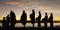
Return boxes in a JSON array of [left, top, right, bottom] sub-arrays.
[[49, 13, 53, 28], [10, 10, 16, 28], [30, 9, 35, 27], [20, 10, 27, 27], [6, 14, 10, 28], [42, 13, 48, 29], [36, 11, 41, 28], [2, 17, 6, 28]]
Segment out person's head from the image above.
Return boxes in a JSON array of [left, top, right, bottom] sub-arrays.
[[32, 9, 35, 12], [51, 13, 53, 15], [45, 13, 47, 15], [39, 11, 41, 14], [10, 10, 13, 13], [3, 17, 5, 20], [7, 14, 9, 17], [23, 10, 25, 13]]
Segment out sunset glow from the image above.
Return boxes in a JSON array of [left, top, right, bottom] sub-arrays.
[[0, 0, 60, 21]]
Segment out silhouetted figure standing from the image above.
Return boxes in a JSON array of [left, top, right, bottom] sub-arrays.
[[20, 10, 27, 27], [10, 10, 16, 28], [6, 14, 10, 28], [49, 13, 53, 28], [42, 13, 48, 29], [30, 9, 35, 27], [2, 17, 6, 28], [36, 11, 41, 28]]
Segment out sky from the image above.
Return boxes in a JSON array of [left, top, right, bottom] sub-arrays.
[[0, 0, 60, 21]]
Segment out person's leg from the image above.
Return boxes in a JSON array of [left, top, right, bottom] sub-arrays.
[[40, 22, 41, 27], [45, 22, 47, 28], [50, 22, 51, 27], [24, 24, 26, 28], [7, 23, 9, 28], [32, 22, 34, 28], [38, 22, 40, 28], [11, 23, 15, 28], [23, 24, 25, 28], [45, 22, 47, 30], [51, 21, 53, 28]]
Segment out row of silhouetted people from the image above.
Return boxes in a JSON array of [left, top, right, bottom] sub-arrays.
[[2, 11, 16, 28], [2, 9, 53, 28]]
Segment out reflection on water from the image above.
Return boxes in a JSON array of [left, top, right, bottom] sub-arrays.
[[0, 23, 60, 27]]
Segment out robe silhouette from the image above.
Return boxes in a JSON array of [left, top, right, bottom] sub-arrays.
[[20, 10, 27, 27], [30, 9, 35, 27], [36, 11, 41, 28], [49, 13, 53, 28], [2, 17, 6, 28], [6, 14, 10, 28], [10, 10, 16, 27], [42, 13, 48, 29]]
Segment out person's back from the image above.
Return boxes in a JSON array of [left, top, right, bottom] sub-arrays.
[[10, 11, 16, 22], [30, 9, 35, 27], [36, 11, 41, 28], [10, 10, 16, 27], [49, 13, 53, 28], [32, 10, 35, 20], [49, 13, 53, 22], [44, 13, 48, 22], [43, 13, 48, 29], [6, 15, 10, 28], [2, 17, 6, 28], [20, 10, 27, 27]]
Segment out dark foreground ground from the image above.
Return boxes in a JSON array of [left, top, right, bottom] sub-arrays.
[[0, 26, 60, 30]]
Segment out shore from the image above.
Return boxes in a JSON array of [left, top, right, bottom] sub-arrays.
[[0, 26, 60, 30]]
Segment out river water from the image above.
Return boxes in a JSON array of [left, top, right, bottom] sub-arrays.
[[0, 23, 60, 27]]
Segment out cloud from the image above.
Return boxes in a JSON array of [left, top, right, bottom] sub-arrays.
[[5, 1, 26, 7], [5, 2, 20, 5], [1, 0, 60, 7]]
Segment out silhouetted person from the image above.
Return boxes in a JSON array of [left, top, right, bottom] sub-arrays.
[[6, 14, 10, 28], [36, 11, 41, 28], [42, 13, 48, 29], [2, 17, 6, 28], [20, 10, 27, 27], [10, 10, 16, 28], [49, 13, 53, 28], [30, 9, 35, 27]]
